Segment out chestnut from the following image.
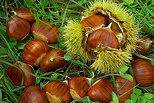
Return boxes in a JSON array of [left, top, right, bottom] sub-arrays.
[[22, 39, 50, 66], [87, 28, 119, 49], [68, 77, 90, 99], [80, 15, 108, 29], [136, 36, 152, 55], [6, 16, 30, 41], [118, 0, 123, 3], [132, 59, 154, 87], [44, 81, 72, 103], [116, 76, 135, 103], [31, 20, 59, 44], [6, 61, 35, 87], [88, 79, 115, 103], [19, 86, 48, 103], [40, 49, 68, 72], [14, 8, 35, 23]]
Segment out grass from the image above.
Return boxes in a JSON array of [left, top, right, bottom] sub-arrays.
[[118, 0, 154, 37], [0, 0, 154, 103]]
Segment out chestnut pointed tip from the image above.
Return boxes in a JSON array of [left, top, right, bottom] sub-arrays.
[[12, 10, 16, 14], [50, 57, 54, 61]]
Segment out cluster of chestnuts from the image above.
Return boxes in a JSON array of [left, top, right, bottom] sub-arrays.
[[18, 76, 133, 103], [6, 8, 68, 84], [115, 57, 154, 103], [132, 36, 154, 87], [5, 3, 154, 103], [5, 8, 68, 103], [6, 8, 59, 43], [80, 15, 120, 50], [44, 77, 116, 103], [6, 8, 66, 73]]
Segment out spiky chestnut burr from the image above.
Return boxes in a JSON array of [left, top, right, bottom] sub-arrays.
[[63, 0, 140, 73]]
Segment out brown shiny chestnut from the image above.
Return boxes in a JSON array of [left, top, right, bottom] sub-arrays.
[[88, 79, 115, 103], [6, 61, 35, 87], [116, 76, 135, 103], [22, 39, 50, 66], [19, 86, 48, 103], [87, 28, 119, 49], [44, 81, 72, 103], [31, 20, 59, 44], [132, 59, 154, 87], [40, 49, 68, 72], [6, 16, 30, 41], [68, 76, 90, 99], [136, 36, 152, 55], [80, 15, 108, 29], [14, 8, 35, 23]]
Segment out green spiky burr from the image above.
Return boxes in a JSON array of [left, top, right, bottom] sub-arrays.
[[63, 0, 141, 74]]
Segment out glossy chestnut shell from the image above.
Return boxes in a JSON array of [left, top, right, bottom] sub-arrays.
[[31, 20, 59, 44], [68, 77, 90, 99], [87, 28, 119, 49], [19, 86, 48, 103], [132, 59, 154, 87], [40, 49, 68, 72], [44, 81, 72, 103], [6, 16, 30, 41], [14, 8, 35, 23], [6, 61, 35, 87], [22, 39, 50, 66], [136, 36, 152, 55], [80, 15, 108, 29], [116, 76, 135, 103], [88, 79, 115, 103]]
